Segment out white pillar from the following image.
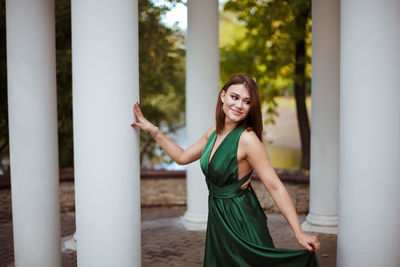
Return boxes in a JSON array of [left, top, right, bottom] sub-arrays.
[[338, 1, 400, 266], [183, 0, 219, 230], [302, 0, 340, 235], [71, 1, 141, 266], [6, 0, 61, 266]]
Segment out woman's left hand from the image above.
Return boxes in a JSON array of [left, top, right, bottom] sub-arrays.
[[296, 232, 320, 252]]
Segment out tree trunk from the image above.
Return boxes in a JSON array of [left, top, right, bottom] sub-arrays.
[[294, 37, 310, 171]]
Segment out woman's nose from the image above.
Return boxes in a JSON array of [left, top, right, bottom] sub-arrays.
[[235, 100, 244, 109]]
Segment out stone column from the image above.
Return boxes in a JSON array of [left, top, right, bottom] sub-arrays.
[[71, 0, 141, 265], [6, 0, 61, 266], [302, 0, 340, 234], [183, 0, 219, 230], [338, 0, 400, 266]]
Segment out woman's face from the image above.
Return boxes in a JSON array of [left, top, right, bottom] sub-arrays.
[[220, 84, 251, 124]]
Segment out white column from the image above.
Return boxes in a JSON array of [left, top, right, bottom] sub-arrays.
[[71, 1, 141, 266], [6, 0, 61, 266], [183, 0, 219, 230], [338, 0, 400, 266], [302, 0, 340, 235]]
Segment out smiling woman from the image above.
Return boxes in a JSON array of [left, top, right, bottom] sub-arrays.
[[222, 85, 251, 119], [215, 74, 263, 141], [132, 74, 319, 266]]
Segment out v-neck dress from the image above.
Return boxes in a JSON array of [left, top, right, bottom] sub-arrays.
[[200, 123, 319, 267]]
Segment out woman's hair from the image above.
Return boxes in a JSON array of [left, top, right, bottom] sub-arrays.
[[215, 74, 263, 141]]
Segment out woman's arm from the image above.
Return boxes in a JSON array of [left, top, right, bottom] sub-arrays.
[[131, 103, 213, 165], [240, 131, 320, 252]]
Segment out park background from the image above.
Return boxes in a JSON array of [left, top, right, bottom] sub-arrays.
[[0, 0, 338, 266], [0, 0, 312, 174]]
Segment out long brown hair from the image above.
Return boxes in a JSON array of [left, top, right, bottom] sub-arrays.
[[215, 74, 263, 141]]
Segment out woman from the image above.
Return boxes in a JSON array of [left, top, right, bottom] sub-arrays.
[[132, 74, 320, 266]]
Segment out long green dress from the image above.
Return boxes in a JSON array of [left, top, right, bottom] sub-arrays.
[[200, 123, 319, 267]]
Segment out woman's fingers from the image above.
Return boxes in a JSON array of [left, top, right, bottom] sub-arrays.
[[133, 104, 142, 121], [133, 103, 140, 116], [311, 239, 321, 253], [133, 103, 146, 122], [302, 242, 313, 252], [297, 233, 320, 253], [132, 103, 142, 128], [136, 103, 144, 116], [132, 102, 153, 132], [309, 235, 320, 252]]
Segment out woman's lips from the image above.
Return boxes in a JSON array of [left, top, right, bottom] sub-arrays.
[[231, 108, 242, 116]]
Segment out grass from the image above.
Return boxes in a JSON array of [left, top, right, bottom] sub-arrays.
[[274, 96, 312, 108]]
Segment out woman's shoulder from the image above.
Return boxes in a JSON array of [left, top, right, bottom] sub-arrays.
[[239, 127, 262, 147], [203, 125, 216, 140]]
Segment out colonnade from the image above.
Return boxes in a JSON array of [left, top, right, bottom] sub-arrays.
[[5, 0, 400, 266], [6, 0, 218, 265]]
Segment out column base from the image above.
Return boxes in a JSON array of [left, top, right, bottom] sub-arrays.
[[301, 213, 338, 234], [181, 211, 208, 231], [62, 232, 77, 251]]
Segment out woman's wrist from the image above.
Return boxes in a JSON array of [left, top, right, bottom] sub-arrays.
[[146, 124, 157, 134], [294, 230, 305, 240], [150, 126, 161, 137]]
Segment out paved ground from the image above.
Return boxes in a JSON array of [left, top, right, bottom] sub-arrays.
[[0, 206, 336, 267]]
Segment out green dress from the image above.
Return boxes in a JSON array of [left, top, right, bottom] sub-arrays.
[[200, 123, 319, 267]]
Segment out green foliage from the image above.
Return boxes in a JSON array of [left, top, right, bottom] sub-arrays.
[[0, 0, 186, 168], [222, 0, 312, 169], [55, 0, 73, 167], [220, 0, 312, 122], [219, 11, 247, 48], [138, 0, 186, 166]]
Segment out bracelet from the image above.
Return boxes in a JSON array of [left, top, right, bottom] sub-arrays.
[[150, 127, 161, 137]]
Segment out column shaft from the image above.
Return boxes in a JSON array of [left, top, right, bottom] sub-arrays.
[[6, 0, 61, 266], [339, 0, 400, 266], [71, 0, 141, 265], [302, 0, 340, 234], [184, 0, 219, 230]]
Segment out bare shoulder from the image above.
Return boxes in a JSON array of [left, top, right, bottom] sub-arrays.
[[203, 125, 216, 140], [239, 128, 268, 162], [239, 128, 262, 147]]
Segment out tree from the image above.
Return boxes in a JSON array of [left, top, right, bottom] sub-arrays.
[[55, 0, 74, 167], [0, 0, 186, 169], [138, 0, 186, 167], [223, 0, 312, 170]]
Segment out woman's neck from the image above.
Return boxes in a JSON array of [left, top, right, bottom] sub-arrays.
[[222, 119, 239, 133]]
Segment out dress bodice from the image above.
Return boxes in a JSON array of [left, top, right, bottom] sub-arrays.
[[200, 123, 252, 194]]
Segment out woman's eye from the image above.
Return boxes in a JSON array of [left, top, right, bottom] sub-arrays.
[[231, 95, 238, 100], [245, 101, 251, 105]]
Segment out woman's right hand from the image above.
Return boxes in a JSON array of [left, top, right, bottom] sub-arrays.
[[131, 102, 157, 133]]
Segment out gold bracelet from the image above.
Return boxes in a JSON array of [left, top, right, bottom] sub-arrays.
[[150, 127, 160, 137]]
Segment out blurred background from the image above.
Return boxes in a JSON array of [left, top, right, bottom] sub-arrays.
[[0, 0, 312, 175]]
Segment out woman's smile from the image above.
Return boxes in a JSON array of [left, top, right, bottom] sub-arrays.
[[230, 108, 243, 116], [221, 84, 251, 123]]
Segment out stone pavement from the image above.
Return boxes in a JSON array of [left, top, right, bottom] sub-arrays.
[[0, 206, 337, 267]]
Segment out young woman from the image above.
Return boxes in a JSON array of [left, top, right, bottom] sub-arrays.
[[132, 74, 320, 266]]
